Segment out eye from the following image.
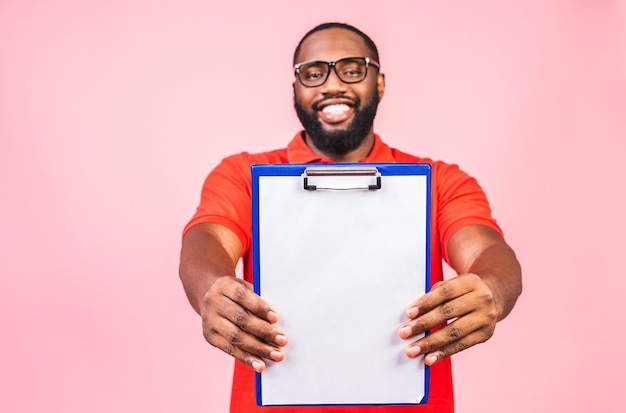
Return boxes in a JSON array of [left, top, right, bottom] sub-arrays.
[[338, 60, 366, 78], [342, 67, 364, 77], [299, 63, 327, 81], [305, 71, 324, 80]]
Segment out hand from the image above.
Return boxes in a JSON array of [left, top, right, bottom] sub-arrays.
[[398, 273, 497, 366], [201, 276, 288, 372]]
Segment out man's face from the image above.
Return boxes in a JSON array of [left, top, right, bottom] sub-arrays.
[[293, 28, 385, 157]]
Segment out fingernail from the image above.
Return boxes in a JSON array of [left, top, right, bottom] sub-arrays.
[[270, 350, 283, 362], [406, 345, 421, 358], [252, 360, 265, 372], [267, 310, 279, 323], [407, 306, 418, 318], [425, 354, 438, 365], [275, 334, 288, 346], [400, 326, 412, 339]]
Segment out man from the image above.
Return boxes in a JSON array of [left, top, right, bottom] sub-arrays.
[[180, 22, 522, 413]]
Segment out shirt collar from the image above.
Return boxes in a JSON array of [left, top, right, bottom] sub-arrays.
[[286, 131, 396, 163]]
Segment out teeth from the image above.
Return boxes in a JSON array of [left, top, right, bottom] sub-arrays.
[[322, 104, 350, 114]]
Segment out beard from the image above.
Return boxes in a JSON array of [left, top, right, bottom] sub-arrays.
[[294, 89, 380, 157]]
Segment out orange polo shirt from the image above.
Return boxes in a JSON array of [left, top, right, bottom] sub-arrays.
[[185, 132, 502, 413]]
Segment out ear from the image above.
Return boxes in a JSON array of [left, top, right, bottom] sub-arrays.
[[377, 73, 386, 100]]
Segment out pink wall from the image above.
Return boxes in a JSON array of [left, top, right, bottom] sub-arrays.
[[2, 1, 625, 412]]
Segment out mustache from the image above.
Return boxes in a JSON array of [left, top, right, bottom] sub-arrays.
[[312, 95, 360, 111]]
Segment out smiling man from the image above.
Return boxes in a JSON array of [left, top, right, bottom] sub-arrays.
[[179, 22, 522, 413], [292, 34, 383, 161]]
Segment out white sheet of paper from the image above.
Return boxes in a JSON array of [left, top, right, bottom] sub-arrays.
[[255, 170, 428, 406]]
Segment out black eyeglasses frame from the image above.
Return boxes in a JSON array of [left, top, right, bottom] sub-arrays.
[[293, 57, 380, 88]]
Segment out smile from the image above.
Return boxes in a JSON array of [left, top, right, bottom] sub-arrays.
[[323, 103, 350, 114], [316, 100, 356, 124]]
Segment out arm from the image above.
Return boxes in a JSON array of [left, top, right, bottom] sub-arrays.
[[179, 222, 287, 372], [399, 224, 522, 365]]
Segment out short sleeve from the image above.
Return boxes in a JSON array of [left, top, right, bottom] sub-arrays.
[[183, 153, 254, 253], [434, 162, 502, 264]]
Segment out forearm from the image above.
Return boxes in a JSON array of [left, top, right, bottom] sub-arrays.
[[179, 223, 242, 314], [467, 242, 522, 320], [448, 224, 522, 321]]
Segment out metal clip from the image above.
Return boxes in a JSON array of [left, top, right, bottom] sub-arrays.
[[302, 167, 382, 191]]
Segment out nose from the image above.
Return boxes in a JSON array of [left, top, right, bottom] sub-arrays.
[[320, 66, 348, 94]]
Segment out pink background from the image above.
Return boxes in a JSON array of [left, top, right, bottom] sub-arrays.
[[1, 1, 625, 412]]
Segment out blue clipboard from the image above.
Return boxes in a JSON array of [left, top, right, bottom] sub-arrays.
[[251, 163, 431, 406]]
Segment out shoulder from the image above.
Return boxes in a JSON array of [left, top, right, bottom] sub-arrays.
[[384, 145, 486, 202], [214, 146, 289, 174], [224, 146, 289, 165], [387, 146, 467, 178]]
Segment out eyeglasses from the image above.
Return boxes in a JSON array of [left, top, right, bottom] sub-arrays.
[[294, 57, 380, 88]]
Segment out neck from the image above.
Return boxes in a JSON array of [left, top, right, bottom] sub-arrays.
[[304, 131, 376, 163]]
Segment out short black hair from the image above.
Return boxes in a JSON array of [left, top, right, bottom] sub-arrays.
[[293, 22, 380, 66]]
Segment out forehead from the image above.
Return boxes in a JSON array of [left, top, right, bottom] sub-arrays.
[[297, 28, 371, 63]]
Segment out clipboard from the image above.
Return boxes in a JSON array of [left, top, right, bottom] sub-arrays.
[[251, 163, 431, 406]]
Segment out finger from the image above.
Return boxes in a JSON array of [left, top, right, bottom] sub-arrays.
[[204, 313, 285, 359], [204, 328, 282, 372], [423, 326, 495, 365], [399, 291, 478, 339], [405, 278, 473, 319], [405, 280, 445, 316], [214, 298, 287, 346], [217, 277, 278, 322], [202, 278, 288, 348], [405, 314, 495, 360]]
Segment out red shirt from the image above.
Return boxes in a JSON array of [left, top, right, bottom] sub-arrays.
[[185, 132, 502, 413]]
